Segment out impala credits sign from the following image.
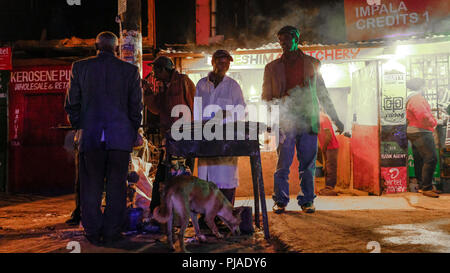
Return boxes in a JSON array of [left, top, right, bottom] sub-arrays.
[[344, 0, 449, 41]]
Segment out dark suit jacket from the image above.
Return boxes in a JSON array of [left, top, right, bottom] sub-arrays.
[[64, 51, 143, 152], [262, 50, 340, 134]]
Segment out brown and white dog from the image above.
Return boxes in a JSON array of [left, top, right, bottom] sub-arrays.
[[153, 175, 243, 252]]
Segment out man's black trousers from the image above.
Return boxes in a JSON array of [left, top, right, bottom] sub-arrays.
[[79, 147, 129, 237]]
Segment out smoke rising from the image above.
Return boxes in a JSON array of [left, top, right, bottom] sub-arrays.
[[247, 0, 346, 46]]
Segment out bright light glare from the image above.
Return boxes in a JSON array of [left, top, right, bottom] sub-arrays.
[[320, 64, 342, 86], [395, 45, 411, 59], [383, 59, 406, 73], [348, 62, 360, 74], [249, 85, 257, 96]]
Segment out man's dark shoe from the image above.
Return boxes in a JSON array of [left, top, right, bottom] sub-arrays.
[[65, 216, 81, 226], [272, 203, 286, 214], [103, 233, 126, 246], [423, 190, 439, 198], [301, 202, 316, 213], [85, 234, 102, 246]]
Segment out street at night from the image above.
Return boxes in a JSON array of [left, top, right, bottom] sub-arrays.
[[0, 1, 450, 268]]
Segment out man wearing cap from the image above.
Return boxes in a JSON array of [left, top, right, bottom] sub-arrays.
[[406, 78, 439, 198], [141, 56, 196, 221], [262, 25, 344, 214], [194, 49, 246, 205], [65, 31, 143, 245]]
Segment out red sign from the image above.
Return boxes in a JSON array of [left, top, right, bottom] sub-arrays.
[[9, 66, 71, 142], [8, 65, 75, 193], [10, 66, 71, 93], [303, 48, 362, 62], [344, 0, 450, 41], [0, 47, 12, 70], [381, 167, 407, 193], [196, 0, 210, 45]]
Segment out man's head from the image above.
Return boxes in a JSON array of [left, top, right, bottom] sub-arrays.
[[277, 26, 300, 53], [211, 49, 233, 77], [406, 78, 425, 92], [150, 56, 175, 82], [95, 31, 119, 55]]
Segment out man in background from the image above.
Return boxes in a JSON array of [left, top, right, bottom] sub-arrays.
[[194, 49, 246, 205], [262, 25, 343, 214], [141, 56, 196, 222], [317, 111, 340, 196], [406, 78, 439, 198]]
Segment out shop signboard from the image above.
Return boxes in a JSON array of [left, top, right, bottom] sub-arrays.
[[8, 65, 75, 193], [192, 47, 385, 71], [344, 0, 450, 41], [0, 47, 12, 71]]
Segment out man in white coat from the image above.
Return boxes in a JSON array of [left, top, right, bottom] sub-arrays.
[[194, 49, 246, 205]]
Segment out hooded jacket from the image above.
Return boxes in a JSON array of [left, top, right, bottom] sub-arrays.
[[406, 92, 437, 132]]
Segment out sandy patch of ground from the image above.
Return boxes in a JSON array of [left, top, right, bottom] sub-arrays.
[[1, 193, 450, 253]]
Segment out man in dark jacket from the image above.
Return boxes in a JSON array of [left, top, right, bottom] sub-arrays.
[[142, 56, 195, 212], [64, 31, 143, 245], [262, 26, 343, 214]]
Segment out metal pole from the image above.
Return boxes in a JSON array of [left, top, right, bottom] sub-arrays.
[[119, 0, 143, 76]]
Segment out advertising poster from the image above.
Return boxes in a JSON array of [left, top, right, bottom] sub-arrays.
[[381, 69, 406, 125], [381, 166, 408, 193], [380, 64, 407, 192], [380, 125, 408, 167], [0, 47, 12, 71]]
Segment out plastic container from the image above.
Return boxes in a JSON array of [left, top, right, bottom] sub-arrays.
[[126, 207, 143, 231]]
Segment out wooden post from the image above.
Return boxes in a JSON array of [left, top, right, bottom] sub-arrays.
[[196, 0, 210, 45], [119, 0, 143, 75], [147, 0, 156, 49]]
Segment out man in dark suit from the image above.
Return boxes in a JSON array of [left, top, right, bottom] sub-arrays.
[[64, 31, 143, 245]]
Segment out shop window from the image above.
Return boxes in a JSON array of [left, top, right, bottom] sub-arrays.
[[407, 54, 450, 121]]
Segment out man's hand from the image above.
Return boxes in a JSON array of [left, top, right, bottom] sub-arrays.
[[334, 119, 344, 134], [141, 79, 154, 96]]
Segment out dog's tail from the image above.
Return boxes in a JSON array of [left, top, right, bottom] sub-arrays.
[[153, 191, 173, 223]]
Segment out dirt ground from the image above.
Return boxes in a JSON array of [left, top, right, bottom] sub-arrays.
[[1, 192, 450, 253], [269, 209, 450, 253]]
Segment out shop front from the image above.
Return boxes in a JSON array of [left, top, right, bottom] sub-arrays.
[[168, 43, 374, 196], [164, 34, 450, 196], [8, 65, 75, 194]]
